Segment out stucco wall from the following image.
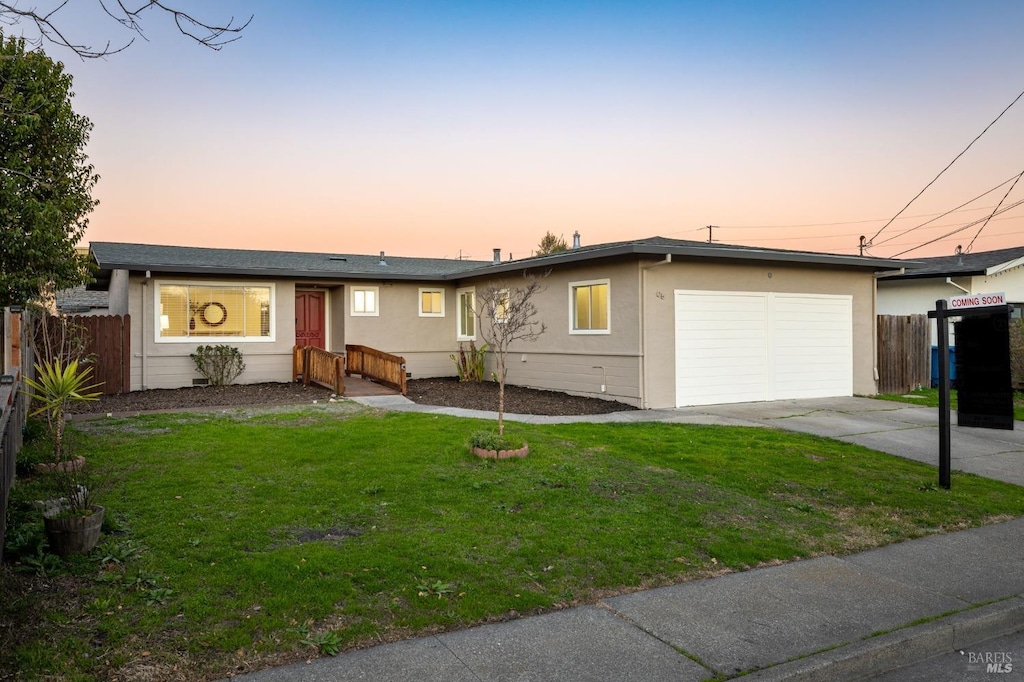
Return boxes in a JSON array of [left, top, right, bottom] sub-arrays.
[[456, 260, 644, 405], [127, 275, 297, 390], [341, 281, 461, 377]]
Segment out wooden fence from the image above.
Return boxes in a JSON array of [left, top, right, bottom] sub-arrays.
[[293, 346, 346, 394], [0, 367, 25, 562], [877, 314, 930, 394], [345, 344, 407, 395], [70, 314, 130, 395]]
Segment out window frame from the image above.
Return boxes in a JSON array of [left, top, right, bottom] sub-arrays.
[[154, 280, 276, 344], [418, 287, 446, 318], [456, 287, 476, 340], [351, 285, 380, 317], [569, 278, 611, 335], [493, 288, 510, 324]]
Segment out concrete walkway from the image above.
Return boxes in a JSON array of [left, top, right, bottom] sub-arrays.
[[229, 396, 1024, 681]]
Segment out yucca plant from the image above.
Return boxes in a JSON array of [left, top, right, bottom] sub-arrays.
[[25, 359, 102, 464]]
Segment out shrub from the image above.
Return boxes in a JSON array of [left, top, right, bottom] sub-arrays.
[[470, 431, 525, 452], [451, 341, 487, 382], [190, 345, 245, 386]]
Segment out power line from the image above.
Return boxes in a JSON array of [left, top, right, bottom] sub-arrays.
[[965, 170, 1024, 252], [871, 172, 1024, 247], [891, 197, 1024, 257], [867, 84, 1024, 247]]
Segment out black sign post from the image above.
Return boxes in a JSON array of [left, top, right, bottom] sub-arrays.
[[928, 299, 1013, 489]]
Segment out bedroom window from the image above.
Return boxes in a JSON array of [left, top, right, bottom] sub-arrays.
[[351, 286, 379, 316], [419, 288, 445, 317], [157, 283, 273, 342], [570, 279, 610, 334]]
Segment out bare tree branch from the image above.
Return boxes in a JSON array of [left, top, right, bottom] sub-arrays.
[[0, 1, 251, 58], [475, 273, 548, 436]]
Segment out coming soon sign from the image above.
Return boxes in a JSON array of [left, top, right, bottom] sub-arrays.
[[949, 292, 1006, 309]]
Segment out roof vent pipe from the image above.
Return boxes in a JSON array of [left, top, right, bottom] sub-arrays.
[[379, 251, 387, 266], [572, 231, 581, 249], [492, 248, 501, 264]]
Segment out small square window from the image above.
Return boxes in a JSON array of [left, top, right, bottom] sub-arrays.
[[419, 288, 445, 317], [351, 286, 379, 317], [570, 279, 610, 334]]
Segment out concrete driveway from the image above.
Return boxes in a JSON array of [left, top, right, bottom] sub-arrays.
[[661, 396, 1024, 487]]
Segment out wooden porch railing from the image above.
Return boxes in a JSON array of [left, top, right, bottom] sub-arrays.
[[345, 344, 407, 395], [293, 346, 345, 395]]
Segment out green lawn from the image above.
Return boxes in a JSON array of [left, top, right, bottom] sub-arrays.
[[874, 386, 1024, 421], [4, 402, 1024, 680]]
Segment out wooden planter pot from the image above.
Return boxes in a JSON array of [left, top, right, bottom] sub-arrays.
[[44, 505, 105, 555]]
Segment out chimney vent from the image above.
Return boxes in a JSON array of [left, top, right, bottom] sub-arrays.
[[379, 251, 387, 266], [493, 248, 501, 264], [572, 231, 581, 249]]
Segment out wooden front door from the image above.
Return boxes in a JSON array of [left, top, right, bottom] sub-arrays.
[[295, 290, 326, 349]]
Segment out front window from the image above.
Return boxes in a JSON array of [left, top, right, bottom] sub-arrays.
[[157, 282, 273, 342], [351, 286, 379, 316], [570, 279, 610, 334], [419, 288, 445, 317], [457, 287, 475, 340]]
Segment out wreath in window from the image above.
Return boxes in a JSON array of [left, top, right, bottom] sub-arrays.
[[198, 302, 228, 327]]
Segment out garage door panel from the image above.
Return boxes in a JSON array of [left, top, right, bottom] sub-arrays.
[[675, 290, 852, 407], [675, 292, 768, 406], [769, 293, 852, 401]]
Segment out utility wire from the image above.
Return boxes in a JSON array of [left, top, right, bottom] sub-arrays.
[[867, 85, 1024, 247], [892, 197, 1024, 257], [965, 170, 1024, 252], [872, 172, 1024, 247]]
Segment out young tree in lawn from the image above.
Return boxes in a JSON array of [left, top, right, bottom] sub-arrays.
[[0, 34, 97, 308], [476, 274, 547, 436]]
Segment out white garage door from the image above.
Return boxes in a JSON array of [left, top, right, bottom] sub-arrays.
[[675, 291, 852, 407]]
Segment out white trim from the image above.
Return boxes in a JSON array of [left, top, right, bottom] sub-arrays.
[[418, 287, 445, 317], [456, 287, 476, 341], [351, 286, 380, 317], [153, 280, 276, 344], [569, 278, 611, 335]]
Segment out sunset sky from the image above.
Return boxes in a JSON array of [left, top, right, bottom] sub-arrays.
[[36, 1, 1024, 261]]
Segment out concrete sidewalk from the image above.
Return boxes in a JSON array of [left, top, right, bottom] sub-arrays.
[[228, 396, 1024, 681], [232, 519, 1024, 681]]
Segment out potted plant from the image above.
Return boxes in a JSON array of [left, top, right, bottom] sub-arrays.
[[24, 358, 105, 554]]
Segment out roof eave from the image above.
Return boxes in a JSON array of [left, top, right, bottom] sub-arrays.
[[453, 243, 905, 277]]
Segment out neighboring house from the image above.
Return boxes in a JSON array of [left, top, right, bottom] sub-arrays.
[[877, 245, 1024, 345], [55, 286, 110, 315], [88, 237, 902, 409]]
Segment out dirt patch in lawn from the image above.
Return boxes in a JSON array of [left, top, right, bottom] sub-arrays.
[[67, 378, 636, 417]]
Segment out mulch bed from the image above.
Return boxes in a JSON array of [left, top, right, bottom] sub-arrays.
[[68, 378, 636, 417]]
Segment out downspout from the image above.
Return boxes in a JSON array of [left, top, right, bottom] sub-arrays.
[[640, 255, 673, 409], [141, 271, 150, 390]]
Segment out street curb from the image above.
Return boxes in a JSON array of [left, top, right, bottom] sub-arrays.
[[744, 595, 1024, 681]]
